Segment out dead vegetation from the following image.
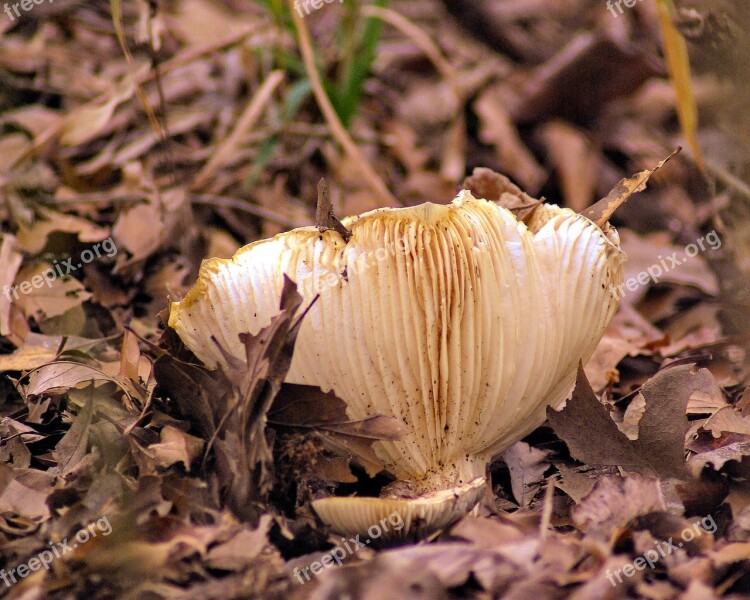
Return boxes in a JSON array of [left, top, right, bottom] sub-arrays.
[[0, 0, 750, 598]]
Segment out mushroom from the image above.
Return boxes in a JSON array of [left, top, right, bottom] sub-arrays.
[[169, 190, 624, 538]]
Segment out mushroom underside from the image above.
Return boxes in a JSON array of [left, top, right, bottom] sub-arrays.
[[311, 477, 487, 541]]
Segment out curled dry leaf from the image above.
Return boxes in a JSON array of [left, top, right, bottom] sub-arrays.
[[461, 167, 541, 222], [584, 148, 681, 228], [15, 206, 111, 254], [147, 425, 205, 470], [207, 276, 308, 521], [21, 361, 132, 403]]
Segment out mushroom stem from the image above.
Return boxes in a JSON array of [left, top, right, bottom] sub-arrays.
[[401, 454, 488, 496]]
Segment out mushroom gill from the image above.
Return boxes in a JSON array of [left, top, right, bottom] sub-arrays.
[[169, 190, 624, 538]]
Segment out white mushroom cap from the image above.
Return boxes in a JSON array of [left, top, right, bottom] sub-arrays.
[[311, 477, 486, 541], [170, 191, 623, 530]]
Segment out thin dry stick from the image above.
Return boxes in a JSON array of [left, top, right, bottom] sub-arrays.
[[110, 0, 164, 147], [705, 159, 750, 203], [145, 24, 264, 84], [191, 70, 285, 191], [539, 476, 556, 540], [287, 0, 398, 206], [48, 193, 303, 228], [360, 5, 465, 181], [360, 5, 459, 99], [145, 4, 176, 185], [190, 194, 305, 229]]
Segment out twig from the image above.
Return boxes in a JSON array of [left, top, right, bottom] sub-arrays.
[[287, 0, 398, 206], [191, 70, 285, 191], [146, 24, 265, 83], [360, 4, 465, 181], [110, 0, 165, 151], [190, 194, 305, 229], [704, 159, 750, 203], [46, 193, 304, 229], [360, 5, 459, 100]]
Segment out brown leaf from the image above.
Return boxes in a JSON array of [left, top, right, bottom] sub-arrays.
[[270, 383, 404, 478], [211, 275, 308, 520], [572, 476, 666, 538], [704, 406, 750, 437], [14, 261, 92, 320], [0, 333, 61, 372], [15, 206, 110, 254], [204, 515, 272, 571], [22, 360, 127, 400], [462, 167, 541, 222], [0, 234, 23, 336], [616, 229, 719, 303], [153, 355, 220, 440], [555, 464, 598, 504], [59, 72, 137, 146], [147, 425, 204, 470], [315, 178, 351, 242], [269, 384, 404, 441], [52, 387, 95, 475], [548, 363, 714, 479], [583, 149, 680, 228], [501, 441, 550, 507], [510, 32, 660, 123], [0, 465, 52, 520], [473, 87, 546, 193], [686, 432, 750, 478]]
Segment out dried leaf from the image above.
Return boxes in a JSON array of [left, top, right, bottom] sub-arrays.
[[474, 86, 546, 193], [60, 72, 137, 146], [0, 333, 61, 372], [462, 167, 541, 222], [501, 441, 550, 507], [572, 476, 666, 539], [147, 425, 204, 470], [315, 178, 351, 242], [52, 387, 95, 475], [22, 361, 125, 399], [538, 120, 598, 212], [15, 262, 92, 320], [15, 206, 110, 254], [548, 363, 713, 479], [270, 383, 404, 478], [583, 149, 680, 227], [0, 234, 23, 336], [0, 465, 52, 520], [211, 276, 308, 520]]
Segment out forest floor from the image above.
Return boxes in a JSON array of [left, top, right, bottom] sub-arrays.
[[1, 0, 750, 598]]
